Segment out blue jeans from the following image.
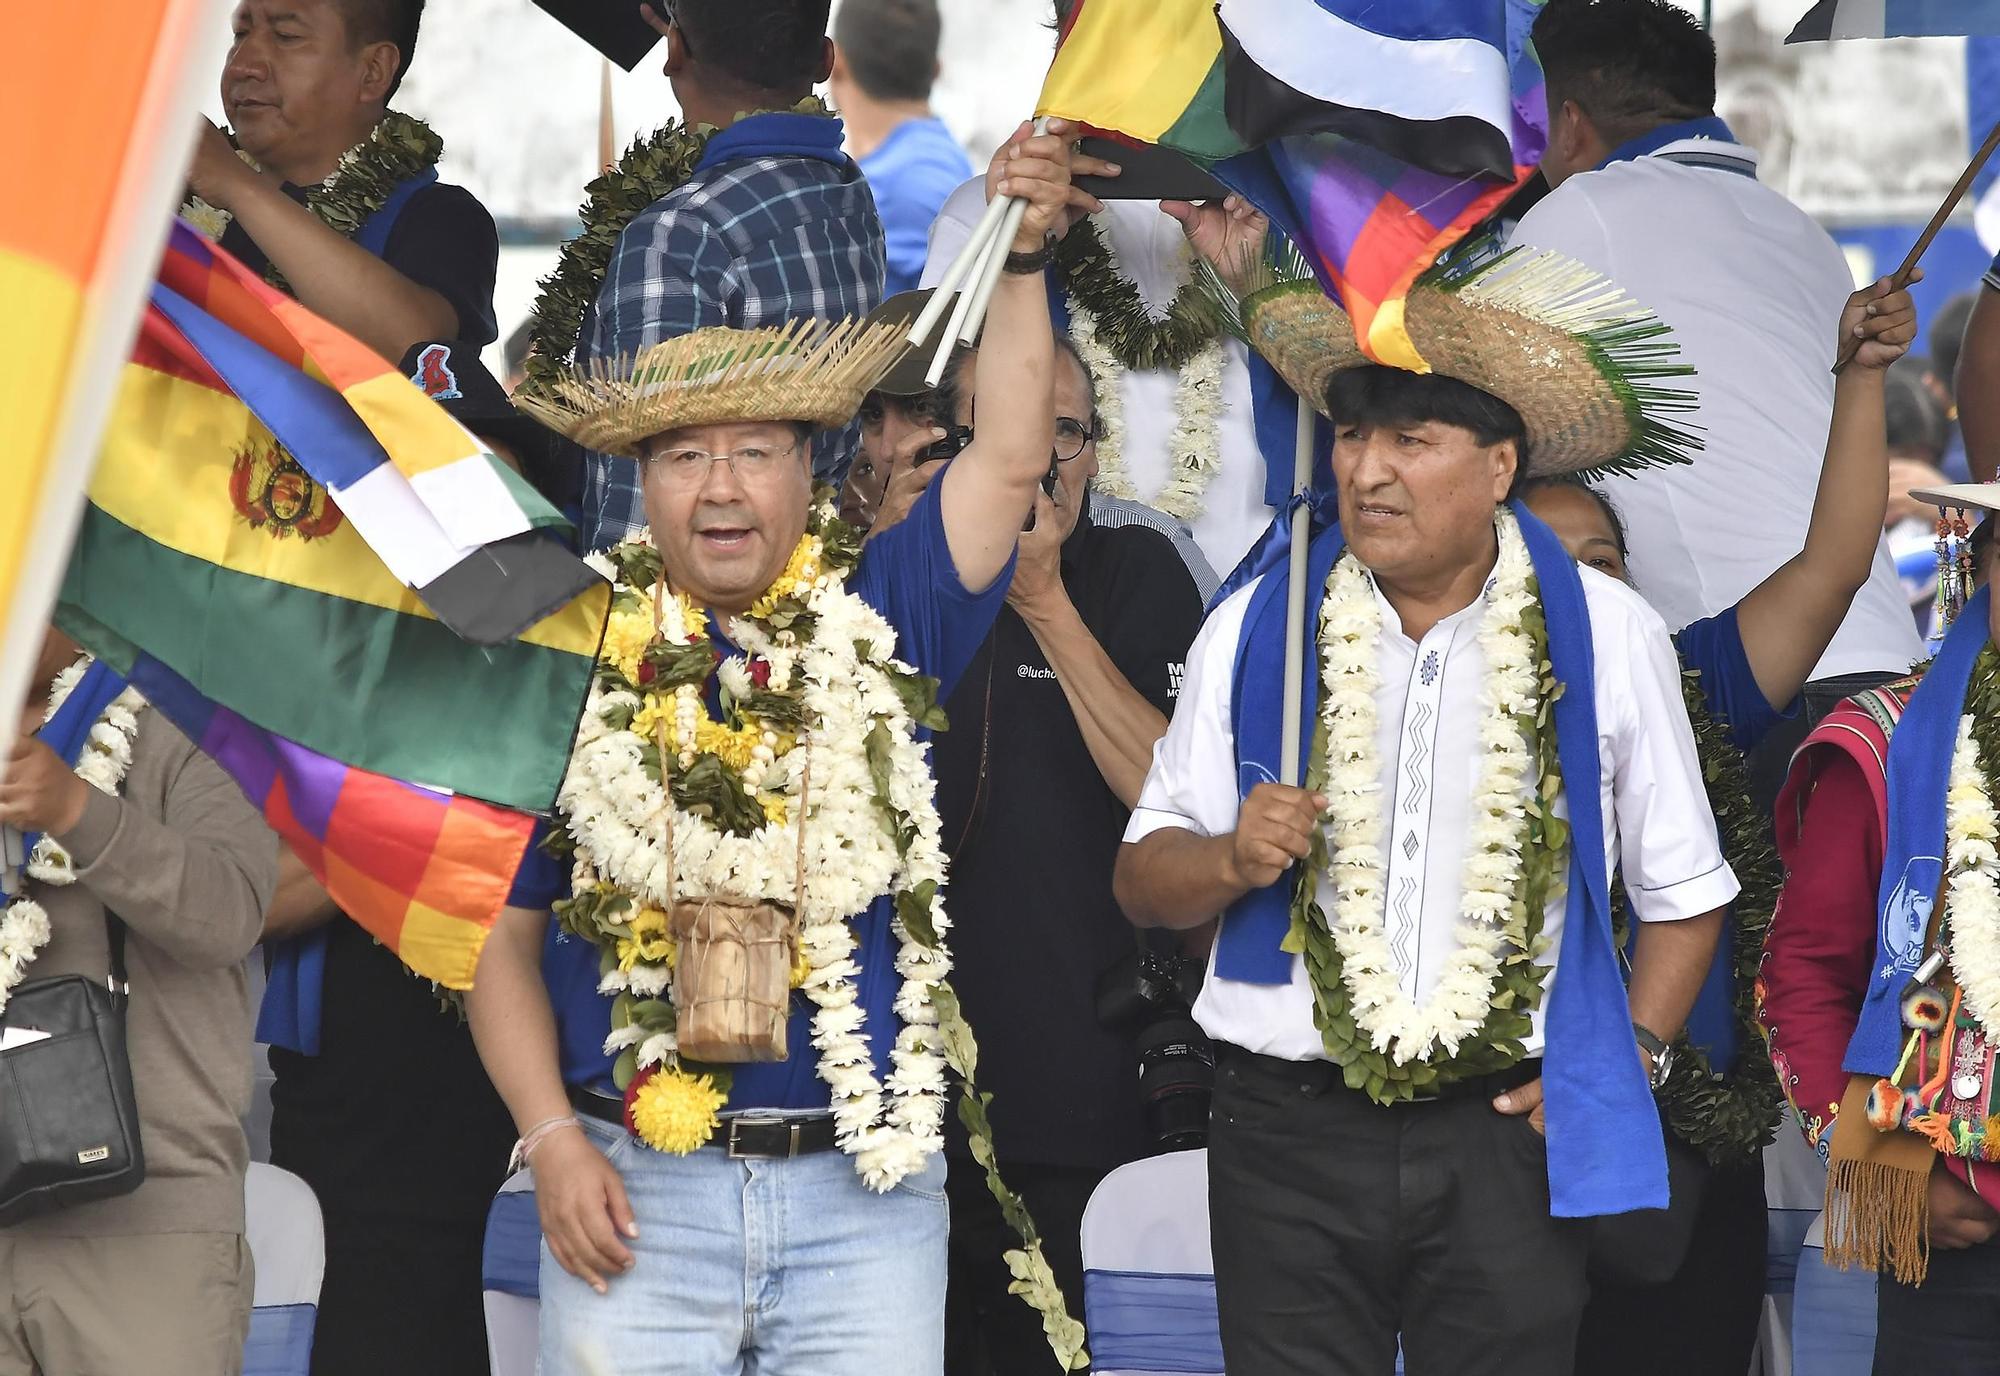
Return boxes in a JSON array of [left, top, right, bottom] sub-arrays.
[[539, 1114, 948, 1375]]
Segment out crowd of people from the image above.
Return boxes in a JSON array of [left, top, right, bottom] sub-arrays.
[[4, 0, 1999, 1374]]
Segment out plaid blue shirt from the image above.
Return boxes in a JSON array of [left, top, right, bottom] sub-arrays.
[[579, 112, 885, 550]]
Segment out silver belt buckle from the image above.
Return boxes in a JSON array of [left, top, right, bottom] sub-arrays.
[[725, 1118, 803, 1159]]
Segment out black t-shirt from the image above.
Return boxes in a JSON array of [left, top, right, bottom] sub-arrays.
[[933, 505, 1204, 1169], [220, 179, 500, 346], [268, 919, 515, 1224]]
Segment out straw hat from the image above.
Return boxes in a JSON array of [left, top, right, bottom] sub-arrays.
[[514, 317, 913, 459], [1910, 483, 2000, 516], [1226, 241, 1702, 478]]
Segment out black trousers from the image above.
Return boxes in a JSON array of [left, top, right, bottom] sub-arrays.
[[1207, 1044, 1588, 1376], [1573, 1156, 1767, 1375], [1875, 1236, 2000, 1374], [945, 1159, 1106, 1376]]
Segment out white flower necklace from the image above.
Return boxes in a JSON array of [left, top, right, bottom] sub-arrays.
[[0, 658, 147, 1014], [1070, 299, 1227, 525], [1317, 509, 1545, 1064], [562, 533, 952, 1190], [1943, 710, 2000, 1030]]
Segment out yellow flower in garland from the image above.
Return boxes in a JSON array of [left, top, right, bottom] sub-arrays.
[[615, 906, 676, 973], [631, 694, 674, 746], [761, 795, 790, 827], [790, 943, 812, 988], [601, 607, 658, 685], [627, 1065, 728, 1154], [694, 718, 761, 773], [747, 535, 822, 620]]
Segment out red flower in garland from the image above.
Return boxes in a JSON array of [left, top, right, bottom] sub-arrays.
[[748, 658, 772, 689], [636, 660, 657, 686]]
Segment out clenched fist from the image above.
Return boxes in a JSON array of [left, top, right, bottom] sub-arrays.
[[1224, 783, 1326, 892]]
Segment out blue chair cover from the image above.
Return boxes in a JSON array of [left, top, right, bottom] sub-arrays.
[[483, 1188, 542, 1300], [243, 1303, 316, 1376], [1083, 1270, 1223, 1374]]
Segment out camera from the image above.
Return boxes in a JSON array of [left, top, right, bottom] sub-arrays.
[[1098, 942, 1214, 1152], [919, 424, 973, 464]]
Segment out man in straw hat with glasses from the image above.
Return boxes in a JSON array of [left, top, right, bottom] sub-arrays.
[[1113, 202, 1739, 1374], [1762, 477, 2000, 1372], [465, 123, 1084, 1376]]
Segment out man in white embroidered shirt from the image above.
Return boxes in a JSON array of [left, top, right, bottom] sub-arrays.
[[1511, 0, 1920, 796], [1114, 215, 1735, 1376]]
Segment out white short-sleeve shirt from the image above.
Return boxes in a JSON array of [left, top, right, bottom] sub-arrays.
[[1510, 141, 1921, 681], [1125, 560, 1739, 1060]]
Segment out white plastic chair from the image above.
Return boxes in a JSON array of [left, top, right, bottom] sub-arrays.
[[242, 1162, 325, 1376], [1079, 1149, 1223, 1376], [484, 1170, 541, 1376]]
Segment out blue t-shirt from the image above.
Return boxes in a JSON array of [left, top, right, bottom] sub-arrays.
[[515, 470, 1012, 1106], [1673, 604, 1799, 755], [859, 117, 973, 297], [1669, 604, 1800, 1074]]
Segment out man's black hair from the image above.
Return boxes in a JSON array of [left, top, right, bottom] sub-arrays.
[[1931, 291, 1978, 397], [675, 0, 832, 102], [336, 0, 424, 100], [1324, 365, 1531, 491], [1518, 474, 1630, 558], [834, 0, 942, 104], [1532, 0, 1716, 147]]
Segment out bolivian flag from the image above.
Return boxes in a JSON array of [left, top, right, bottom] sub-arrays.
[[1036, 0, 1548, 371], [58, 226, 610, 986]]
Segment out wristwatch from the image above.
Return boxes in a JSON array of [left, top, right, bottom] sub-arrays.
[[1004, 235, 1057, 275], [1634, 1022, 1674, 1092]]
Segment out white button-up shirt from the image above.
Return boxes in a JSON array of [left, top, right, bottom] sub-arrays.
[[1124, 558, 1740, 1060], [923, 183, 1276, 578], [1510, 139, 1922, 681]]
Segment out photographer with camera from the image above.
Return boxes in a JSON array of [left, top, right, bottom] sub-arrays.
[[866, 332, 1204, 1374]]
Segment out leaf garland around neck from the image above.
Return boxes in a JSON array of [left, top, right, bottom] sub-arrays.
[[1054, 216, 1226, 374], [1287, 572, 1566, 1103], [1615, 673, 1783, 1165], [522, 96, 833, 396], [266, 112, 442, 293]]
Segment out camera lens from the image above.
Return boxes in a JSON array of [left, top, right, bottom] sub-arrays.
[[1135, 1015, 1215, 1152]]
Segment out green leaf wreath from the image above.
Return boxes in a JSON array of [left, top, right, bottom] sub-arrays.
[[1054, 216, 1227, 373]]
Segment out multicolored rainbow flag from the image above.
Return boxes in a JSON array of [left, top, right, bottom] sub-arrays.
[[1036, 0, 1548, 371], [0, 0, 226, 734], [62, 225, 608, 816]]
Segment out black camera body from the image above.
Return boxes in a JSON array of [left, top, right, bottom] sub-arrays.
[[1098, 944, 1215, 1153]]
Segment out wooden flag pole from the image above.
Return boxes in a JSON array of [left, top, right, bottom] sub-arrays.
[[1834, 115, 2000, 373], [1279, 398, 1315, 787]]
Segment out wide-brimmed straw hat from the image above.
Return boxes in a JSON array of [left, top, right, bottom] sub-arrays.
[[1911, 483, 2000, 516], [514, 317, 912, 459], [1223, 241, 1702, 478]]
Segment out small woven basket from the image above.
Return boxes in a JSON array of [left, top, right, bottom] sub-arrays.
[[667, 897, 798, 1063]]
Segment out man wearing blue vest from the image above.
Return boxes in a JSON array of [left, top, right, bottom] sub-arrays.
[[1114, 219, 1734, 1375], [187, 0, 500, 359], [184, 4, 506, 1374]]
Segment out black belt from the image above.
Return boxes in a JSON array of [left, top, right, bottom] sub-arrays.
[[568, 1086, 840, 1158], [1216, 1042, 1542, 1105]]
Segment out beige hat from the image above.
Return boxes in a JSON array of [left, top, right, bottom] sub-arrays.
[[1225, 241, 1703, 478], [514, 317, 912, 459], [1910, 483, 2000, 516]]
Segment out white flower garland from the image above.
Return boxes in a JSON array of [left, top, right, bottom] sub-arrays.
[[0, 658, 147, 1014], [1317, 509, 1543, 1065], [1071, 302, 1227, 524], [1944, 714, 2000, 1030], [563, 543, 952, 1190]]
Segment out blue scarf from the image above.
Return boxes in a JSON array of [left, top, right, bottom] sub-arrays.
[[1599, 115, 1739, 169], [256, 174, 433, 1058], [6, 661, 132, 887], [1215, 502, 1667, 1217], [692, 110, 851, 177], [1845, 586, 1991, 1077]]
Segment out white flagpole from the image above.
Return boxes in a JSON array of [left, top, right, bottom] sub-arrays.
[[1278, 398, 1315, 787]]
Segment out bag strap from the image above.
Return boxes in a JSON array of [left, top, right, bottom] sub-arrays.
[[103, 910, 128, 995]]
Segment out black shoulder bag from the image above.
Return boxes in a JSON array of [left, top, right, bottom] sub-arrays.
[[0, 912, 145, 1223]]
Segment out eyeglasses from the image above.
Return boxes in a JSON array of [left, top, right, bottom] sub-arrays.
[[644, 441, 801, 488], [1054, 415, 1100, 463]]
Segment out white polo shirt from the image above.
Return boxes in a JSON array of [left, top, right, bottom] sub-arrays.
[[923, 183, 1276, 578], [1124, 560, 1740, 1061], [1510, 139, 1922, 681]]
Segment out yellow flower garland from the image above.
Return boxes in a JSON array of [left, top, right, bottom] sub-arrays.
[[629, 1067, 729, 1155]]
